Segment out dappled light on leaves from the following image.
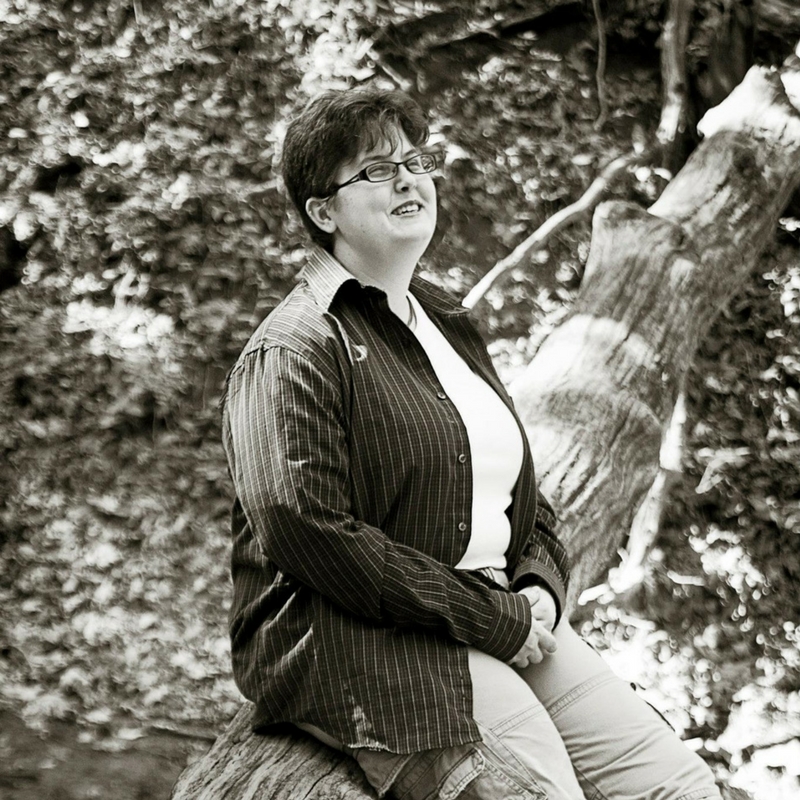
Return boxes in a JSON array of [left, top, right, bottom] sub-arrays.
[[0, 0, 799, 797]]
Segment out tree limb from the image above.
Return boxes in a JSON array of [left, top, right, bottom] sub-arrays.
[[657, 0, 695, 174], [463, 149, 644, 309], [591, 0, 609, 128], [512, 51, 800, 610]]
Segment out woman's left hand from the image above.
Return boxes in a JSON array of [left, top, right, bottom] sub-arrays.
[[517, 585, 557, 632]]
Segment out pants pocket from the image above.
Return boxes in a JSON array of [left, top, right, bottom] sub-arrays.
[[391, 743, 546, 800]]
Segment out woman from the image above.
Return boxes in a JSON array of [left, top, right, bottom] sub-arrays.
[[222, 89, 720, 800]]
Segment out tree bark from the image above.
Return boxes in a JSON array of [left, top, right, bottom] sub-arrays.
[[170, 705, 373, 799], [657, 0, 695, 173], [511, 55, 800, 610], [170, 56, 800, 800]]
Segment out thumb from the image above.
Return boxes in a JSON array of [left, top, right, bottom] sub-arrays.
[[540, 629, 557, 654]]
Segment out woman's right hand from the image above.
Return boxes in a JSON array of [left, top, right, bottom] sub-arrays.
[[507, 618, 557, 668]]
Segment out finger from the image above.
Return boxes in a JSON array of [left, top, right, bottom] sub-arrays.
[[539, 630, 558, 654], [526, 643, 543, 664]]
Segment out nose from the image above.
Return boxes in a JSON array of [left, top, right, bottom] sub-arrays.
[[393, 164, 417, 191]]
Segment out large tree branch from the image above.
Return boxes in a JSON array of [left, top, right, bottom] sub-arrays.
[[511, 55, 800, 611]]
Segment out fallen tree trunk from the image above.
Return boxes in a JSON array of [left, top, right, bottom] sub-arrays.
[[170, 705, 373, 799], [511, 53, 800, 608], [170, 55, 800, 800]]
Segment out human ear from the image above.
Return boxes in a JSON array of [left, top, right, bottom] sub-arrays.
[[305, 196, 337, 233]]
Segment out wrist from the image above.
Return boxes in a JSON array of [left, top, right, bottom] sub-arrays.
[[517, 585, 542, 604], [512, 570, 565, 626]]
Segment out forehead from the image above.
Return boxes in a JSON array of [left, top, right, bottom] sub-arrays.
[[347, 126, 414, 168]]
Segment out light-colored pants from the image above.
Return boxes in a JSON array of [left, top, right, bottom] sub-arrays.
[[354, 622, 721, 800]]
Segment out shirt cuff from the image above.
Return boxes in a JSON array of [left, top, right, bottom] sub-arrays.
[[473, 590, 531, 663], [511, 564, 567, 626]]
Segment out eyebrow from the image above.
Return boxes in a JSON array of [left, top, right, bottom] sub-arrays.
[[358, 147, 418, 168]]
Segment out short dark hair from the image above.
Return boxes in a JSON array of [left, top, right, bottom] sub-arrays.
[[281, 89, 430, 251]]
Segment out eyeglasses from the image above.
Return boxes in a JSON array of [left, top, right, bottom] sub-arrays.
[[328, 152, 439, 194]]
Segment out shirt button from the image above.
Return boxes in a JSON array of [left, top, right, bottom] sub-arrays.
[[458, 522, 467, 532], [436, 391, 447, 400], [458, 453, 467, 464]]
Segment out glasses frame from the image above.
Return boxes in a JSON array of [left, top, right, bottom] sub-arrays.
[[327, 152, 440, 195]]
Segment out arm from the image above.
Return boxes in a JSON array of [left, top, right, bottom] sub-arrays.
[[223, 343, 531, 663]]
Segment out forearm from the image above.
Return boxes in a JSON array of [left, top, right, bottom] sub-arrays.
[[240, 489, 532, 661], [382, 541, 532, 661]]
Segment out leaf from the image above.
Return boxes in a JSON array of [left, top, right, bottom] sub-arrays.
[[83, 543, 122, 569], [85, 707, 113, 725]]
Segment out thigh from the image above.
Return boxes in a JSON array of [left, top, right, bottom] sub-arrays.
[[516, 622, 720, 800], [385, 648, 585, 800], [467, 647, 585, 800]]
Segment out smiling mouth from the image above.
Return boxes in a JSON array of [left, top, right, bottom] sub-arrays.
[[392, 201, 422, 216]]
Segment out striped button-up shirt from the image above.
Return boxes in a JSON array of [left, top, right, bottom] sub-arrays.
[[222, 247, 570, 754]]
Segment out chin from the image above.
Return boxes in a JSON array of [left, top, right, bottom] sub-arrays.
[[394, 227, 434, 248], [395, 218, 436, 240]]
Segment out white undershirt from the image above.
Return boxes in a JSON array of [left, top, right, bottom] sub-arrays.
[[407, 292, 524, 571]]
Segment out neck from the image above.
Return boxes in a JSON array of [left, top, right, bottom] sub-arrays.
[[333, 240, 420, 318]]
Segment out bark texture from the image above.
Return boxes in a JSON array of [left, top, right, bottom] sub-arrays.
[[171, 705, 372, 799], [511, 59, 800, 609], [657, 0, 695, 172], [170, 58, 800, 800]]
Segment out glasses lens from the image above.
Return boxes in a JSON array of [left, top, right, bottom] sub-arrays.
[[364, 162, 397, 182], [408, 154, 437, 173]]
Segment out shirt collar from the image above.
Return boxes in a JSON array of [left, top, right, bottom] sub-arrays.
[[299, 245, 470, 317]]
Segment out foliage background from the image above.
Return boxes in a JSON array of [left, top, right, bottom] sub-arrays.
[[1, 0, 798, 797]]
